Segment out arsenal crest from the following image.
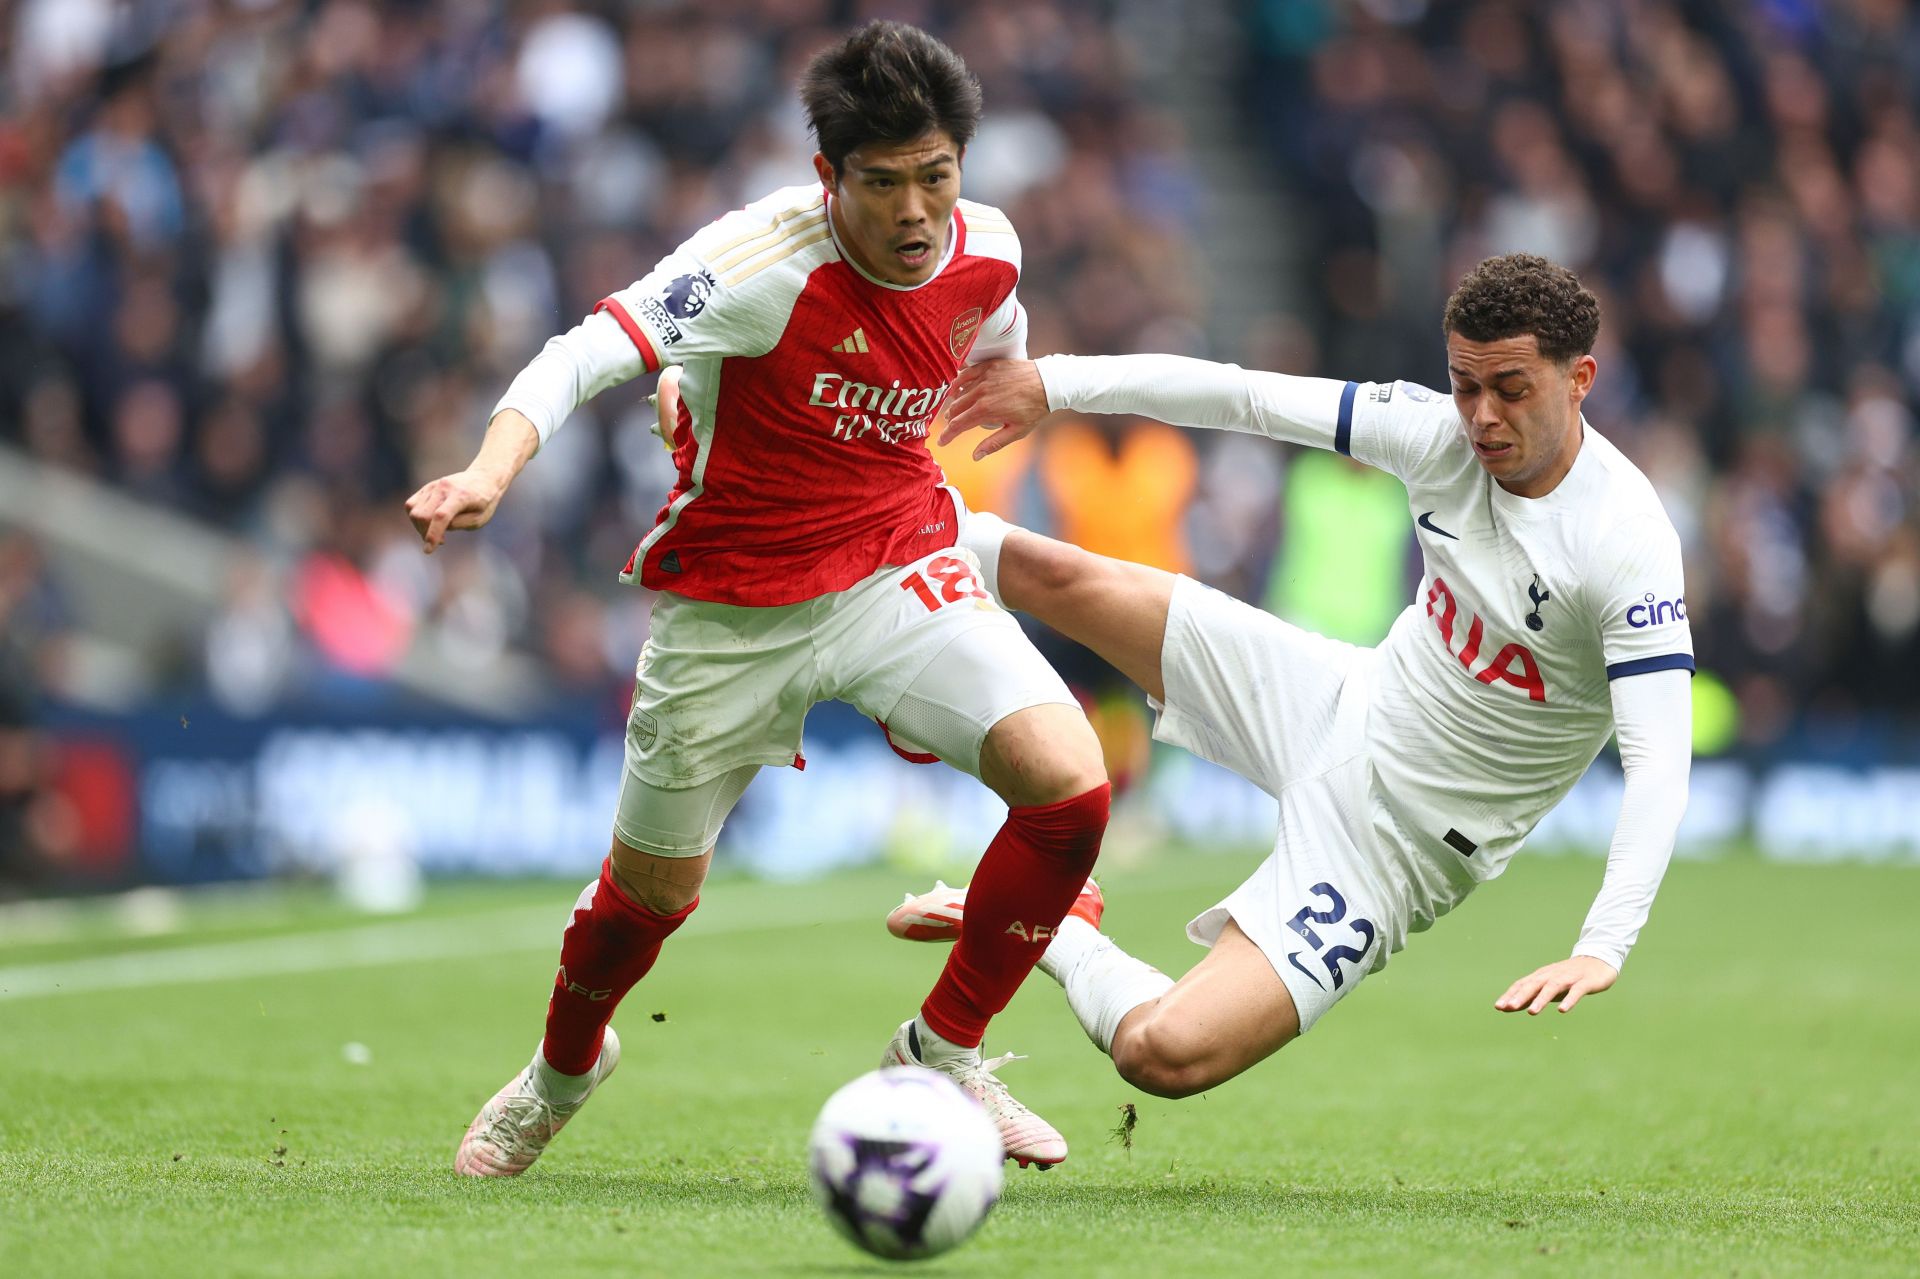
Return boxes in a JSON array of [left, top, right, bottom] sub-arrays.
[[949, 306, 983, 359]]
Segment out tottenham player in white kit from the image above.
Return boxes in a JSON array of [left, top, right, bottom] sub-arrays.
[[890, 255, 1694, 1099]]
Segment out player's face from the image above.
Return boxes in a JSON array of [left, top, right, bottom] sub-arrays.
[[815, 131, 962, 287], [1445, 333, 1597, 498]]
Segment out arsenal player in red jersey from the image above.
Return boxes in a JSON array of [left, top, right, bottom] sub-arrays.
[[406, 21, 1109, 1176]]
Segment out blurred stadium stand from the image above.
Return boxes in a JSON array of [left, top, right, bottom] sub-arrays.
[[2, 0, 1917, 892]]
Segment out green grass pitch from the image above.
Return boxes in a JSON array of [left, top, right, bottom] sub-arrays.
[[2, 852, 1915, 1276]]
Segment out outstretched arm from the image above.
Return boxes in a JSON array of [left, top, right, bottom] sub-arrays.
[[404, 309, 644, 553], [942, 354, 1357, 461], [1496, 668, 1692, 1015]]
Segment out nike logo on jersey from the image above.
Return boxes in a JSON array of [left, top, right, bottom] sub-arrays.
[[1416, 511, 1458, 540], [830, 328, 870, 354], [1285, 951, 1327, 990]]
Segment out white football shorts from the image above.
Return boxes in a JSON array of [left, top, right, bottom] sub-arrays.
[[1154, 576, 1473, 1032], [613, 546, 1078, 857]]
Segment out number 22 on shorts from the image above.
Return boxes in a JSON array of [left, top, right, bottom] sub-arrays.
[[900, 555, 990, 613], [1285, 882, 1376, 990]]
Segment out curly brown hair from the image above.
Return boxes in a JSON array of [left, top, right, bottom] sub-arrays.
[[1442, 253, 1600, 364], [800, 21, 982, 175]]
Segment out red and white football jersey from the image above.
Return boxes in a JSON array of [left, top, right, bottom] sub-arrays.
[[533, 184, 1027, 606]]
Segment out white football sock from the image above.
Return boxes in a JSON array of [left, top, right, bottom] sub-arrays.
[[909, 1013, 978, 1065], [956, 508, 1014, 606], [1038, 917, 1173, 1055], [532, 1047, 595, 1105]]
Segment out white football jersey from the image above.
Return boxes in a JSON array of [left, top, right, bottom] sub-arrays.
[[1341, 379, 1692, 880], [1035, 357, 1694, 889]]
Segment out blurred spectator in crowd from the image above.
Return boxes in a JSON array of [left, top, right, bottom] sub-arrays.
[[0, 0, 1202, 721]]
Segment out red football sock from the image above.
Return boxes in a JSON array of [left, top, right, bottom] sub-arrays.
[[540, 858, 697, 1075], [920, 782, 1111, 1048]]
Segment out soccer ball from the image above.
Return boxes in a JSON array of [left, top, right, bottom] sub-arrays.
[[807, 1066, 1004, 1261]]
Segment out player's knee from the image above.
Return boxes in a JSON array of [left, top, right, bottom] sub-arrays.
[[608, 840, 708, 915], [1027, 722, 1109, 807], [1111, 1018, 1220, 1100], [982, 704, 1109, 808], [609, 864, 700, 916]]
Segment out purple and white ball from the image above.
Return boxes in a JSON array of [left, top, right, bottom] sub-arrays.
[[808, 1066, 1004, 1261]]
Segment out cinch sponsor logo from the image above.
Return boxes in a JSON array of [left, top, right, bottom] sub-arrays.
[[807, 372, 951, 444], [1627, 593, 1687, 628]]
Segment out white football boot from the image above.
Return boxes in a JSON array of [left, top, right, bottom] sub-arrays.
[[881, 1020, 1066, 1170], [454, 1028, 621, 1177]]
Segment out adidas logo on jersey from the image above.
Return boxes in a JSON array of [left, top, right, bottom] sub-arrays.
[[831, 328, 870, 354]]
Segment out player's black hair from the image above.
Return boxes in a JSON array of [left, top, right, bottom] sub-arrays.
[[1442, 253, 1601, 365], [799, 21, 982, 174]]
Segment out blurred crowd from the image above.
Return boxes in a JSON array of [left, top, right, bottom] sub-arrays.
[[0, 0, 1200, 735], [1245, 0, 1920, 736], [3, 0, 1919, 806]]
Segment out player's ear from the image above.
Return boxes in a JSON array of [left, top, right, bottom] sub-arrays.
[[812, 152, 837, 193], [1568, 354, 1597, 405]]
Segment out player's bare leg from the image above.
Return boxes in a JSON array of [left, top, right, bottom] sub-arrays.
[[1101, 921, 1298, 1097], [606, 838, 711, 915], [971, 518, 1173, 702], [977, 701, 1106, 806]]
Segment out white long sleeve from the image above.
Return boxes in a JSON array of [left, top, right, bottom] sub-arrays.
[[1573, 668, 1693, 971], [967, 293, 1028, 363], [491, 310, 647, 447], [1036, 353, 1351, 447]]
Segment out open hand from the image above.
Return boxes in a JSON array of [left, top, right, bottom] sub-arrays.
[[1494, 955, 1618, 1015], [939, 359, 1051, 459]]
